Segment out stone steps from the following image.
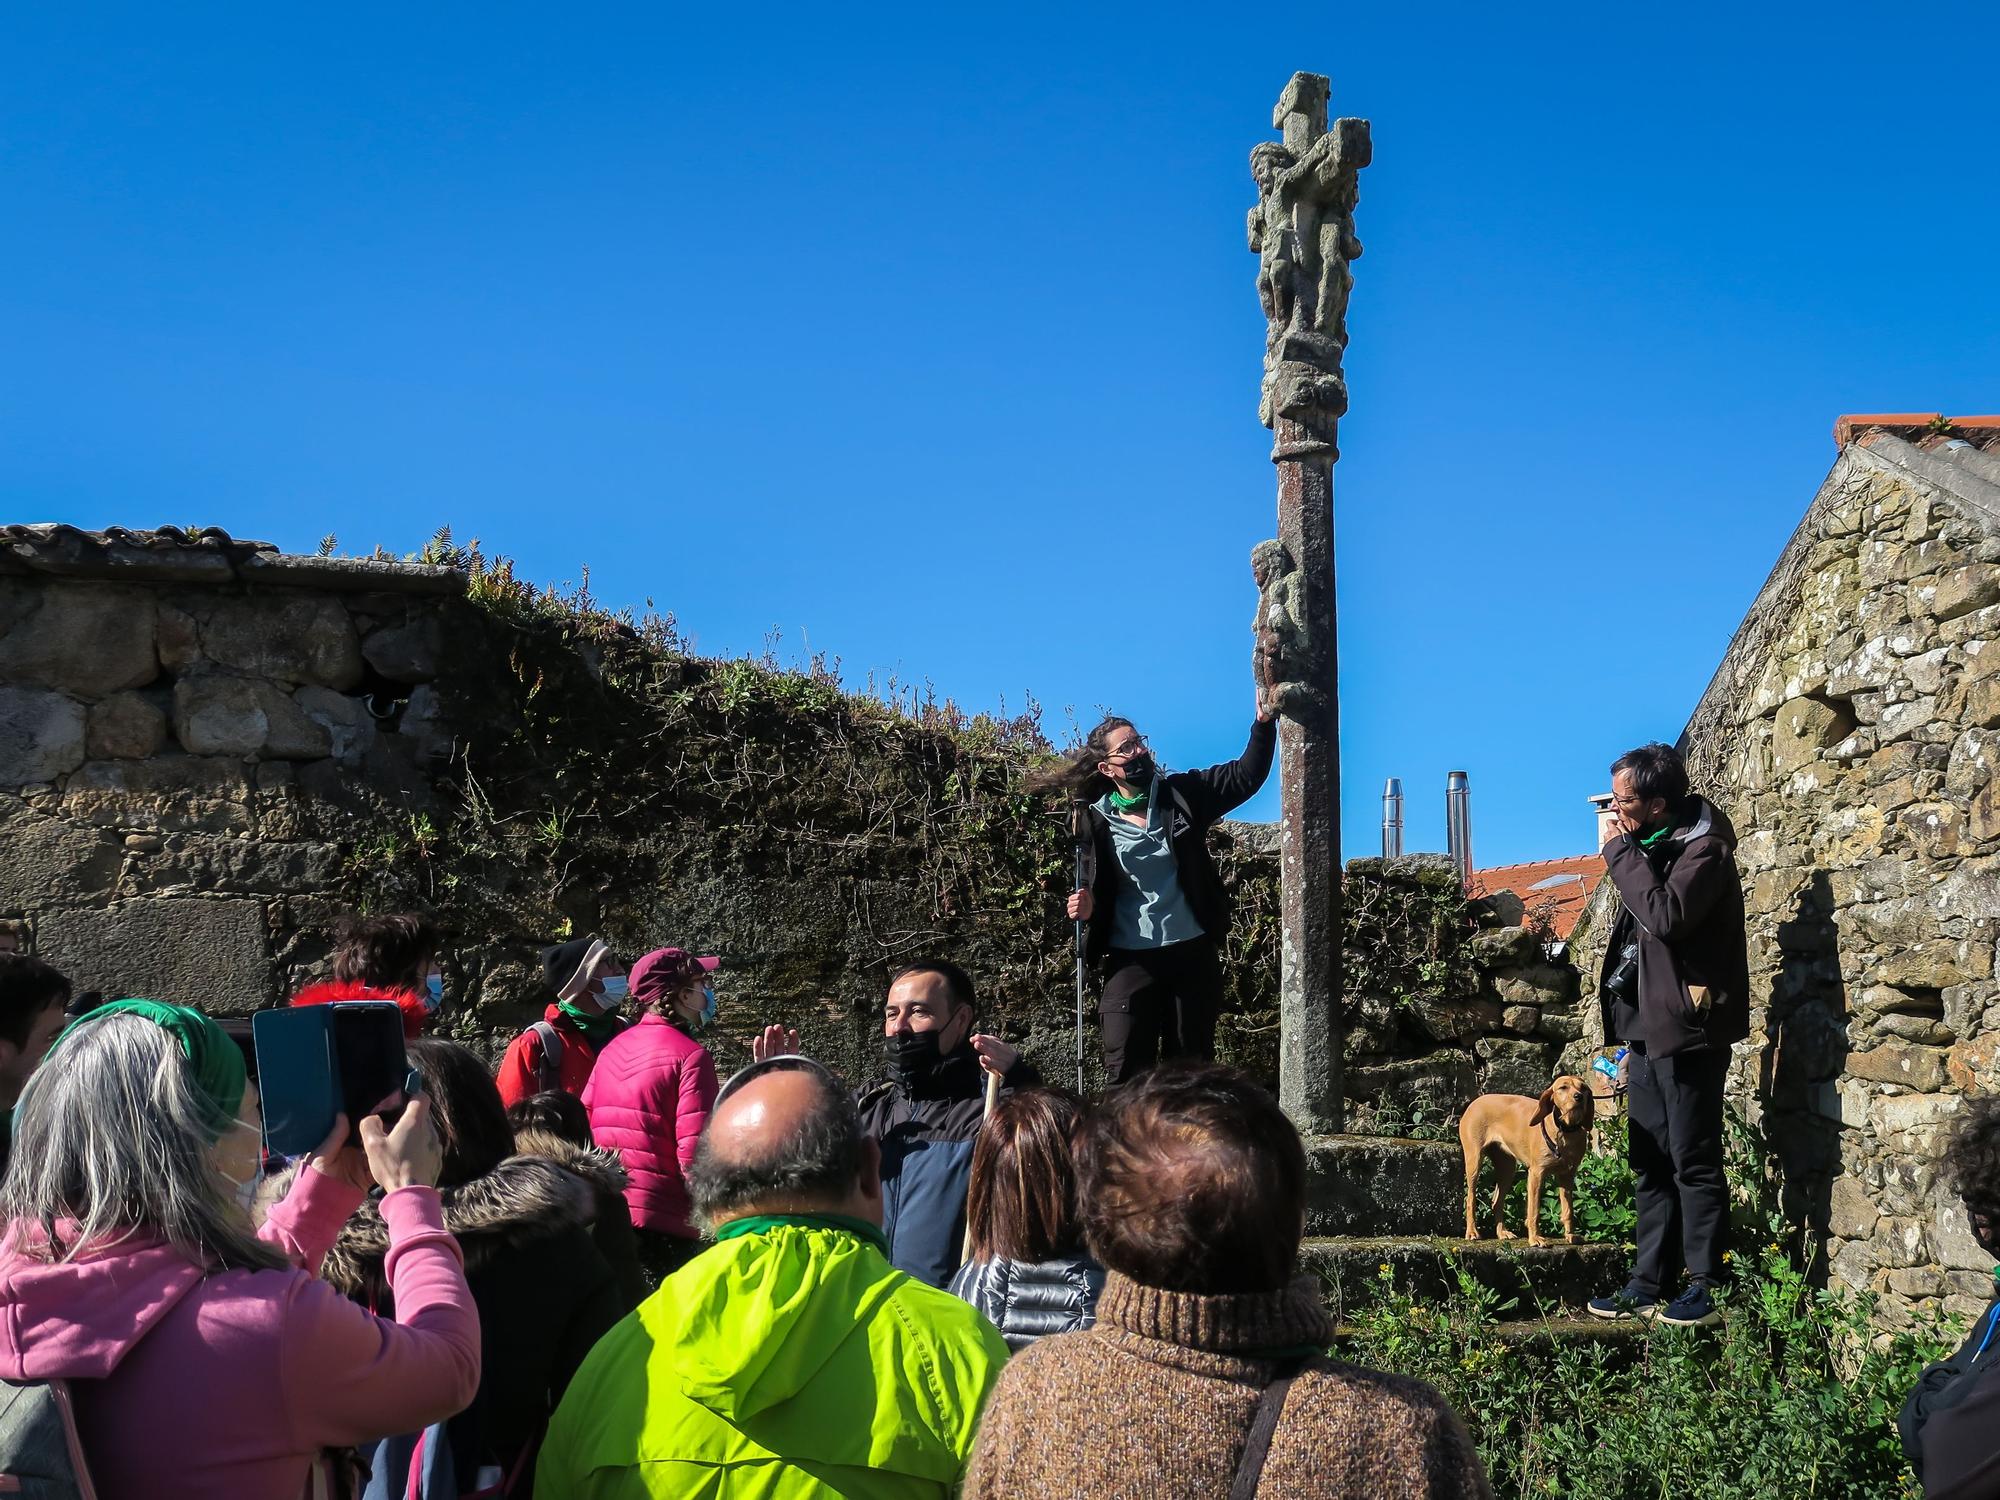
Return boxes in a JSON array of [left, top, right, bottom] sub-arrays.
[[1301, 1134, 1466, 1238], [1329, 1315, 1647, 1357], [1300, 1235, 1628, 1321], [1298, 1134, 1636, 1345]]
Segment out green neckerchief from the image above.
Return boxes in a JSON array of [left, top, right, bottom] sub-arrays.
[[712, 1212, 890, 1258], [557, 1001, 621, 1046], [1638, 823, 1675, 850], [1109, 785, 1149, 812]]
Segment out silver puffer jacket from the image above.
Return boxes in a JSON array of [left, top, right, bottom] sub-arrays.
[[948, 1253, 1107, 1352]]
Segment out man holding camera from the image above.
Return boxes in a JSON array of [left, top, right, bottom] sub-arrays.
[[1586, 742, 1750, 1329]]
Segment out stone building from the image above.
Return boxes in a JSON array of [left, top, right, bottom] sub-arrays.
[[1579, 414, 2000, 1326]]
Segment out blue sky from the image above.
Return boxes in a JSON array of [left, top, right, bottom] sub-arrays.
[[4, 4, 1995, 865]]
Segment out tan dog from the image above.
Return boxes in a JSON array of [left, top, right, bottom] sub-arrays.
[[1459, 1075, 1594, 1245]]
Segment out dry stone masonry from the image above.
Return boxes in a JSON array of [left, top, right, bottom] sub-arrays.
[[1340, 855, 1581, 1134]]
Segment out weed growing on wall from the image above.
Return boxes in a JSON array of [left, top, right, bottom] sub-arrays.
[[333, 534, 1560, 1091], [1343, 856, 1479, 1020]]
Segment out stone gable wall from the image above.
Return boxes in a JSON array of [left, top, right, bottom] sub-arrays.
[[1576, 437, 2000, 1326]]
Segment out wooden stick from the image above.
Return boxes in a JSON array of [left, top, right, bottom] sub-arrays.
[[960, 1064, 1003, 1267]]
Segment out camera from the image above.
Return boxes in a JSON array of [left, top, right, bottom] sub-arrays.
[[1602, 941, 1640, 1006]]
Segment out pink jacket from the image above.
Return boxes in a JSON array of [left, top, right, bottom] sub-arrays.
[[582, 1013, 717, 1238], [0, 1168, 481, 1500]]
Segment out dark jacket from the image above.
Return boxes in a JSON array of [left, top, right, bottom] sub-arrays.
[[858, 1047, 1040, 1290], [1084, 717, 1277, 964], [1901, 1297, 2000, 1498], [513, 1126, 649, 1309], [948, 1252, 1106, 1352], [1597, 794, 1751, 1057], [312, 1153, 634, 1478]]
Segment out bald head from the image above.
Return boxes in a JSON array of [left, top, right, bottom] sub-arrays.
[[689, 1059, 877, 1229], [707, 1068, 833, 1168]]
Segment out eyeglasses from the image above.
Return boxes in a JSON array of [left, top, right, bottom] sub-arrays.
[[1104, 737, 1149, 760], [713, 1052, 846, 1109]]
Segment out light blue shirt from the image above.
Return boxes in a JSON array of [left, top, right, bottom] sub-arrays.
[[1097, 787, 1206, 950]]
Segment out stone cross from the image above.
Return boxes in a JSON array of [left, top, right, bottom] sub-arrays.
[[1248, 72, 1370, 1134]]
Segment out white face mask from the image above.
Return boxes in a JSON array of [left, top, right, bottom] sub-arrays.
[[216, 1114, 263, 1219], [227, 1170, 260, 1217]]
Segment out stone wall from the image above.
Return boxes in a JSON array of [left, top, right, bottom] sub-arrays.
[[0, 526, 462, 1010], [1340, 854, 1582, 1133], [0, 525, 1579, 1120], [0, 527, 1122, 1089], [1575, 425, 2000, 1326]]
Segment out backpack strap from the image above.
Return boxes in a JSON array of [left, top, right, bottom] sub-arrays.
[[1229, 1360, 1305, 1500], [529, 1022, 564, 1093]]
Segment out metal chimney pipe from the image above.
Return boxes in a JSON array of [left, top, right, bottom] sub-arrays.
[[1381, 777, 1404, 858], [1445, 770, 1472, 884]]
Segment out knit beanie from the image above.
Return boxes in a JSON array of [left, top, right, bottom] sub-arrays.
[[542, 937, 609, 1001]]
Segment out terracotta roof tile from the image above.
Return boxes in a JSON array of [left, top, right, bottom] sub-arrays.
[[1470, 856, 1604, 941], [1834, 414, 2000, 450]]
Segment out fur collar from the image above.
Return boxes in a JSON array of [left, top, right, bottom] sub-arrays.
[[267, 1155, 598, 1306], [511, 1128, 629, 1199]]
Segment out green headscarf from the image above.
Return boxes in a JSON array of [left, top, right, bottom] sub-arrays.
[[52, 999, 246, 1143]]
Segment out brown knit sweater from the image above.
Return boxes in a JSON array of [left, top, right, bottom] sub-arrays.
[[963, 1272, 1492, 1500]]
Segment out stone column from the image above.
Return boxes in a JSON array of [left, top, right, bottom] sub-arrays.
[[1247, 73, 1370, 1133]]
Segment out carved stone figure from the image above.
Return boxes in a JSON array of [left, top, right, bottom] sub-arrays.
[[1247, 75, 1372, 449], [1250, 539, 1323, 724], [1250, 73, 1370, 1134]]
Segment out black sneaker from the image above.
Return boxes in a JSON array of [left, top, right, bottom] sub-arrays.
[[1585, 1282, 1658, 1321], [1655, 1281, 1721, 1327]]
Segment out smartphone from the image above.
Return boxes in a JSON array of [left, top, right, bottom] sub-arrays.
[[252, 1003, 410, 1156]]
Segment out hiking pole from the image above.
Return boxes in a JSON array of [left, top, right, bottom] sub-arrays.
[[1071, 799, 1092, 1094]]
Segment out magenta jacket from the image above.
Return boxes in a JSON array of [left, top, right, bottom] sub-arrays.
[[0, 1168, 481, 1500], [582, 1012, 718, 1239]]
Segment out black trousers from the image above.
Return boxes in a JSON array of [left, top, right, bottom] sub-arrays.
[[1626, 1044, 1729, 1295], [1100, 938, 1223, 1085]]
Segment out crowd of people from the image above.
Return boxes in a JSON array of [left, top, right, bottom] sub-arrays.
[[0, 909, 1497, 1498], [0, 729, 1992, 1497]]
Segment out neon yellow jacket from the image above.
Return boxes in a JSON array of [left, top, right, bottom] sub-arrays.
[[535, 1214, 1009, 1498]]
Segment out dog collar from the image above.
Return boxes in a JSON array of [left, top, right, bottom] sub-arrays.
[[1540, 1113, 1581, 1152]]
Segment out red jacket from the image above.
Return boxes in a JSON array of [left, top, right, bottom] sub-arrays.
[[288, 978, 430, 1040], [494, 1005, 622, 1106], [581, 1014, 717, 1240]]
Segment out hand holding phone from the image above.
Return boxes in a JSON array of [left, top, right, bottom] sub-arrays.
[[306, 1113, 375, 1194], [361, 1094, 442, 1191]]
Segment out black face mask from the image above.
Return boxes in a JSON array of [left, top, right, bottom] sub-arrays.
[[885, 1027, 944, 1086], [1122, 754, 1156, 788]]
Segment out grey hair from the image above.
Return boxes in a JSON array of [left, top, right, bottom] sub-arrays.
[[0, 1013, 283, 1272], [688, 1058, 862, 1227]]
